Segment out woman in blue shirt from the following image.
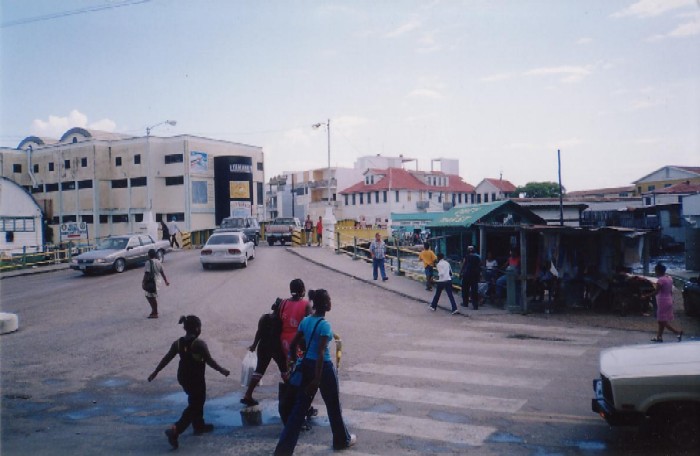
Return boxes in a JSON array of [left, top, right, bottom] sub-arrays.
[[274, 289, 356, 455]]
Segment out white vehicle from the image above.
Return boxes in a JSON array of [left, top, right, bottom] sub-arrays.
[[592, 341, 700, 449], [200, 230, 255, 269]]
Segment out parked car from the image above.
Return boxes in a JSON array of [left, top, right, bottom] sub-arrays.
[[70, 234, 170, 274], [220, 216, 260, 246], [592, 342, 700, 449], [266, 217, 301, 246], [200, 230, 255, 269], [682, 275, 700, 317]]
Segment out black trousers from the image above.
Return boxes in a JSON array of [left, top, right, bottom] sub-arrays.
[[462, 276, 479, 309], [170, 234, 180, 248], [175, 381, 206, 433]]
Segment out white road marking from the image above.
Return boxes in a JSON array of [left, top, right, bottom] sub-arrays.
[[349, 363, 549, 389], [383, 350, 560, 370], [414, 339, 588, 357], [341, 380, 526, 413]]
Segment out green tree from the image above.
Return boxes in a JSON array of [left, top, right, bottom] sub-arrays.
[[514, 181, 565, 198]]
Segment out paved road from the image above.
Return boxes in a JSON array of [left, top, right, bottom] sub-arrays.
[[1, 246, 696, 455]]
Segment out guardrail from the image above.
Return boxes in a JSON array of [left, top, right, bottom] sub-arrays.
[[0, 243, 93, 272]]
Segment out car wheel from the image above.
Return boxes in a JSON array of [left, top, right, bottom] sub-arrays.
[[268, 239, 274, 247], [114, 258, 126, 273], [253, 235, 259, 246], [665, 407, 700, 449], [157, 249, 165, 262], [280, 239, 286, 246], [202, 263, 210, 270]]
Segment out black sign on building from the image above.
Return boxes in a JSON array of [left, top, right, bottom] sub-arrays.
[[213, 156, 253, 225]]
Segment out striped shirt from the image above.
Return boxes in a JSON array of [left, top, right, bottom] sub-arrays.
[[370, 240, 386, 259]]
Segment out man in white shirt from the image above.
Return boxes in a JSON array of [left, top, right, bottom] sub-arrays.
[[168, 218, 180, 248], [429, 253, 460, 315]]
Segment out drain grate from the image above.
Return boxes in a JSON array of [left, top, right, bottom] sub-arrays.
[[507, 333, 570, 342]]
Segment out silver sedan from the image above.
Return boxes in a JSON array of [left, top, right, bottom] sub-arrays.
[[200, 230, 255, 269]]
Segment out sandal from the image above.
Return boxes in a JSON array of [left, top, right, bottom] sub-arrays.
[[650, 336, 663, 343], [147, 314, 158, 319], [240, 397, 259, 406]]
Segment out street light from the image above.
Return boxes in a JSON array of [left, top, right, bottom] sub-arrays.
[[312, 119, 331, 206], [146, 120, 177, 137]]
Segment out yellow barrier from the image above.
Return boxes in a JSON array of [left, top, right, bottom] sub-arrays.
[[292, 229, 302, 246], [181, 232, 192, 249]]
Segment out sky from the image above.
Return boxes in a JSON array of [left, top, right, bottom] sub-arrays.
[[1, 0, 699, 191]]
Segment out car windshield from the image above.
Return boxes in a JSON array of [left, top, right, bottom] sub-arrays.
[[96, 238, 128, 250], [207, 234, 239, 245], [222, 218, 245, 228], [274, 218, 294, 225]]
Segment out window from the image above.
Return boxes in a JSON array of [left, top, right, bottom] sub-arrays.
[[99, 215, 109, 224], [31, 185, 43, 194], [383, 191, 387, 203], [165, 176, 184, 186], [471, 194, 475, 204], [48, 162, 54, 172], [429, 192, 433, 200], [78, 179, 93, 189], [166, 212, 185, 222], [484, 194, 489, 203], [458, 194, 462, 204], [407, 191, 411, 202], [81, 215, 93, 224], [395, 191, 399, 202], [64, 159, 71, 169], [33, 164, 39, 173], [111, 179, 128, 189], [133, 213, 144, 223], [477, 194, 482, 204], [112, 214, 129, 223], [134, 154, 141, 165], [164, 154, 184, 164], [492, 192, 497, 201], [45, 183, 59, 192], [359, 193, 364, 205], [257, 162, 264, 171], [63, 215, 77, 223], [130, 177, 147, 187], [352, 194, 356, 205], [0, 217, 35, 232], [61, 181, 76, 191], [115, 157, 122, 167], [81, 157, 88, 167], [257, 182, 263, 204], [344, 195, 349, 205], [664, 183, 672, 188], [648, 185, 655, 191], [375, 191, 379, 203], [50, 216, 60, 225], [72, 137, 77, 144], [13, 164, 21, 173]]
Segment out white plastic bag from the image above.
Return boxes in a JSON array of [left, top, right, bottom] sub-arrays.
[[241, 351, 257, 387]]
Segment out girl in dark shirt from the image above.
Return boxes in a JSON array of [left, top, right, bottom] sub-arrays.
[[241, 299, 289, 406], [148, 315, 230, 449]]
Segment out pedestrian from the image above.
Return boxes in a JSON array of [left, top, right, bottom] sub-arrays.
[[648, 262, 683, 343], [144, 248, 169, 319], [429, 253, 460, 315], [148, 315, 230, 450], [316, 216, 323, 246], [460, 245, 482, 310], [484, 252, 498, 299], [304, 215, 313, 246], [274, 289, 356, 456], [241, 299, 289, 406], [168, 218, 181, 249], [418, 242, 437, 291], [369, 232, 388, 281], [160, 220, 170, 241], [496, 250, 520, 302]]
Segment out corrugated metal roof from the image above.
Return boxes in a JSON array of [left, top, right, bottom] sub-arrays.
[[429, 201, 510, 227], [391, 212, 444, 222]]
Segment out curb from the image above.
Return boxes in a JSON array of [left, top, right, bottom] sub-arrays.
[[0, 264, 71, 280]]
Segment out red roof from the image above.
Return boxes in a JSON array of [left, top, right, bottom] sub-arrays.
[[676, 166, 700, 175], [482, 178, 516, 193], [567, 186, 635, 196], [339, 167, 474, 194], [652, 182, 700, 194]]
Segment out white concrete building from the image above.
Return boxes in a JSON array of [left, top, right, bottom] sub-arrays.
[[0, 177, 44, 254], [0, 128, 265, 242], [474, 178, 517, 204]]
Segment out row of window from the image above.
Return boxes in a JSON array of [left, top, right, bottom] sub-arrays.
[[0, 217, 36, 232], [23, 176, 185, 194], [47, 212, 185, 225], [343, 191, 492, 206], [12, 153, 190, 174]]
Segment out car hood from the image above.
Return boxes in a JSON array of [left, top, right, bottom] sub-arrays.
[[600, 341, 700, 379], [75, 249, 120, 260]]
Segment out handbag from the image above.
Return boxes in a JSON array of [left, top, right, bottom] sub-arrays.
[[142, 260, 157, 293], [240, 351, 257, 387]]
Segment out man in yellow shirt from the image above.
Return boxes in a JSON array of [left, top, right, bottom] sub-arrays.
[[418, 242, 438, 291]]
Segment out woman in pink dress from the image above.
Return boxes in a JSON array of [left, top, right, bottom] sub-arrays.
[[649, 263, 683, 342], [280, 279, 312, 362]]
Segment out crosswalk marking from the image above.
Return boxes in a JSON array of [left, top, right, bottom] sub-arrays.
[[341, 380, 526, 413], [349, 363, 549, 389], [414, 339, 589, 357], [383, 350, 560, 370], [462, 320, 609, 336], [439, 328, 600, 346], [318, 409, 497, 446]]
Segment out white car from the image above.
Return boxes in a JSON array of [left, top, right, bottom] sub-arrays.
[[200, 230, 255, 269]]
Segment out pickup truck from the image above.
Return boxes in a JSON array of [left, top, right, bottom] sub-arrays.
[[70, 234, 170, 274], [266, 217, 301, 246], [592, 341, 700, 449]]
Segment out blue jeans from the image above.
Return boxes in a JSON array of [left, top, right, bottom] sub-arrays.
[[275, 359, 351, 455], [430, 280, 458, 311], [372, 258, 387, 280]]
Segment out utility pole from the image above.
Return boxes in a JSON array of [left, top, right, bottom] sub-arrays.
[[558, 149, 564, 226]]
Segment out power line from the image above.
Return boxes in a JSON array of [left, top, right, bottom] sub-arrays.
[[1, 0, 151, 29]]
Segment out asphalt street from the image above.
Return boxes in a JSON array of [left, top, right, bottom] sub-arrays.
[[1, 246, 697, 455]]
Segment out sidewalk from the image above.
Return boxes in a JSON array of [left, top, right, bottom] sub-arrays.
[[0, 263, 70, 280]]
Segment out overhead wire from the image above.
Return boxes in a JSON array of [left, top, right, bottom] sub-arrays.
[[1, 0, 151, 29]]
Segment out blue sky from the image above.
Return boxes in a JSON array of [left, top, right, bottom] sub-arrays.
[[2, 0, 698, 191]]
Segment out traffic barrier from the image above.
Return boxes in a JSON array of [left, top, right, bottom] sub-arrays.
[[292, 229, 302, 246], [0, 312, 19, 334], [181, 231, 192, 249]]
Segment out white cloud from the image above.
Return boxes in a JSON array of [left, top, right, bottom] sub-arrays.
[[385, 18, 421, 38], [416, 31, 442, 53], [30, 109, 117, 138], [611, 0, 695, 18], [523, 65, 593, 83], [576, 37, 593, 45], [480, 72, 514, 82]]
